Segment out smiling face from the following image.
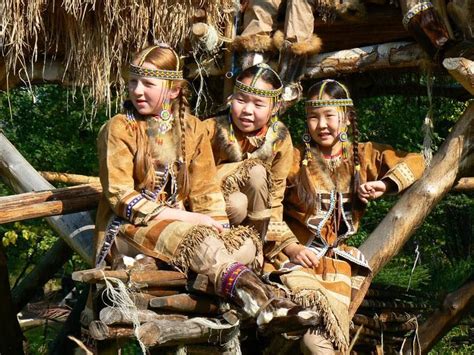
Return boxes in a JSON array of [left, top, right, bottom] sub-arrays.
[[230, 76, 276, 134], [128, 62, 175, 117], [306, 94, 350, 156]]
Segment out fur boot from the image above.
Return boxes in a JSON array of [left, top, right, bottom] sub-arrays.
[[220, 263, 320, 329]]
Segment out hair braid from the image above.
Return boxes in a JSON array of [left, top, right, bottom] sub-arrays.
[[177, 92, 190, 198], [350, 109, 361, 199]]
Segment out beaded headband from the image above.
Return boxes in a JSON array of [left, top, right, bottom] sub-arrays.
[[234, 63, 283, 98], [129, 44, 183, 80], [305, 79, 353, 108]]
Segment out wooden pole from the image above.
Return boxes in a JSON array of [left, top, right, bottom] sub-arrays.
[[418, 280, 474, 354], [39, 171, 100, 185], [12, 239, 73, 312], [137, 318, 239, 347], [349, 102, 474, 317], [0, 184, 101, 224], [306, 41, 430, 79], [452, 177, 474, 191], [0, 133, 94, 265], [72, 268, 187, 287]]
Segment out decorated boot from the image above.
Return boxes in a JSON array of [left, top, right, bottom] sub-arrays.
[[220, 263, 321, 331]]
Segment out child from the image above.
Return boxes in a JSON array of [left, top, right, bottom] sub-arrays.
[[204, 63, 318, 270], [281, 79, 425, 353], [94, 44, 318, 328]]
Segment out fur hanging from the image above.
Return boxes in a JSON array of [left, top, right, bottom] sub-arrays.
[[290, 34, 323, 56], [272, 30, 286, 52], [232, 34, 276, 52], [292, 289, 349, 352]]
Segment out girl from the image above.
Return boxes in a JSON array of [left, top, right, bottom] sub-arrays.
[[281, 79, 425, 353], [94, 45, 317, 328], [205, 63, 319, 270]]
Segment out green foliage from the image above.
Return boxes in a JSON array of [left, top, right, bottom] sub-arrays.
[[0, 85, 109, 175]]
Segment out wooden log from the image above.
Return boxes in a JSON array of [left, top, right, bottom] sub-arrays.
[[360, 299, 429, 311], [149, 294, 220, 314], [418, 280, 474, 354], [314, 4, 410, 52], [141, 288, 181, 297], [0, 133, 94, 264], [12, 239, 73, 312], [99, 306, 187, 325], [378, 312, 416, 323], [443, 57, 474, 95], [39, 171, 100, 185], [0, 245, 24, 355], [72, 268, 187, 288], [353, 314, 418, 332], [349, 102, 474, 317], [306, 41, 430, 79], [453, 177, 474, 191], [88, 320, 135, 341], [137, 318, 238, 347], [187, 273, 214, 295], [0, 183, 101, 224]]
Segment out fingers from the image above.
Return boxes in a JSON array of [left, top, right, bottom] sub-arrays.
[[306, 251, 320, 267], [213, 221, 224, 233]]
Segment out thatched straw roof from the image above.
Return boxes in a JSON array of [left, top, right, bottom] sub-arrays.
[[0, 0, 235, 104]]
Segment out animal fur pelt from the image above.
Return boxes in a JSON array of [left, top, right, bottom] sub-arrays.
[[213, 115, 289, 162], [232, 34, 276, 52]]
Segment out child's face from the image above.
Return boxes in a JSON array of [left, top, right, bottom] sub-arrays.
[[230, 77, 275, 134], [128, 62, 175, 116], [306, 95, 349, 154]]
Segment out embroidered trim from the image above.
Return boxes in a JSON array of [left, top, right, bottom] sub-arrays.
[[96, 216, 123, 267], [129, 64, 184, 80], [402, 2, 434, 28], [305, 98, 353, 108], [125, 195, 144, 220], [220, 262, 250, 297], [235, 80, 283, 98]]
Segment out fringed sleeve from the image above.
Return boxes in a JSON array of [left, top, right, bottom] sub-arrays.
[[360, 142, 425, 193], [97, 115, 165, 225], [185, 115, 229, 224]]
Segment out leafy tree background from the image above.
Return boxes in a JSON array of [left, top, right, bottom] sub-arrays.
[[0, 83, 472, 353]]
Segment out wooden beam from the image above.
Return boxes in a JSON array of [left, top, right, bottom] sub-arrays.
[[419, 280, 474, 354], [72, 268, 187, 288], [306, 41, 430, 79], [349, 102, 474, 317], [12, 239, 73, 312], [0, 133, 94, 265], [314, 4, 411, 52], [136, 318, 239, 347], [0, 184, 101, 224], [39, 171, 100, 185], [452, 177, 474, 191]]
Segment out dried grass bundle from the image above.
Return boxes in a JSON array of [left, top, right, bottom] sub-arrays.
[[0, 0, 235, 108]]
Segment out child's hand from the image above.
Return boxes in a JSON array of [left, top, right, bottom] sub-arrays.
[[283, 243, 320, 268], [357, 180, 387, 204]]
